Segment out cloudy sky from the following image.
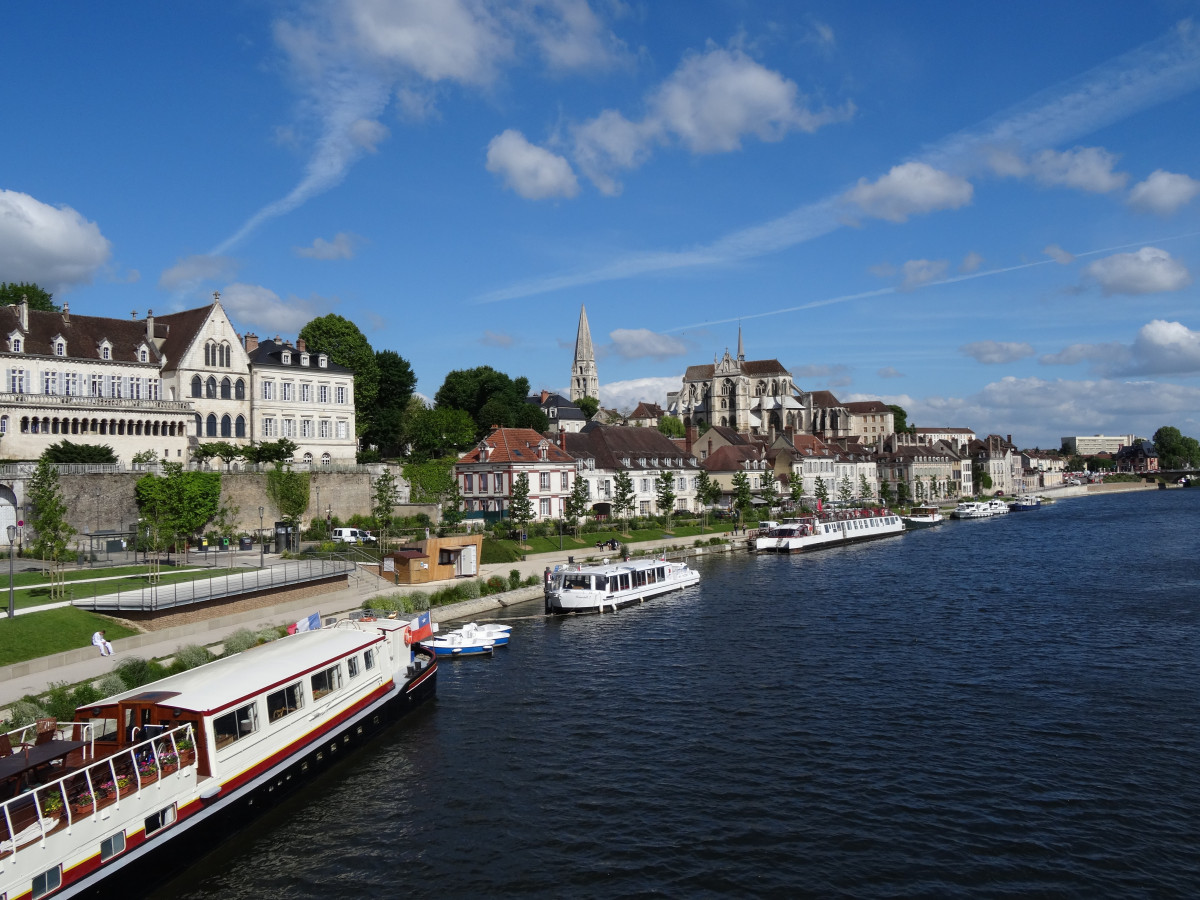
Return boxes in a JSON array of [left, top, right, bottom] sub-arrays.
[[3, 1, 1200, 447]]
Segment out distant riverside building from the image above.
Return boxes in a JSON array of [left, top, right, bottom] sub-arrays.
[[912, 426, 976, 450], [456, 426, 577, 521], [529, 390, 586, 433], [569, 305, 599, 403], [1061, 434, 1139, 455]]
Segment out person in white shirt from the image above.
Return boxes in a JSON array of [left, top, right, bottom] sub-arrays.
[[92, 630, 114, 656]]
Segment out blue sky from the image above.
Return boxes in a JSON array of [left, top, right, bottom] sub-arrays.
[[3, 1, 1200, 448]]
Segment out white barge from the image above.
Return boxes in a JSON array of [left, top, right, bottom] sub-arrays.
[[950, 499, 1010, 519], [0, 617, 435, 899], [754, 508, 905, 553], [545, 557, 700, 614]]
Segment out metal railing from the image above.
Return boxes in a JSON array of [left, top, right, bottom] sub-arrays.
[[73, 558, 355, 612]]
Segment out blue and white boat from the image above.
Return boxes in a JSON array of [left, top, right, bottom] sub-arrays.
[[443, 622, 512, 647], [421, 630, 496, 657], [1008, 494, 1042, 511]]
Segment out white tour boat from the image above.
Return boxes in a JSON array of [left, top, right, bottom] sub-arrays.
[[0, 617, 436, 899], [754, 508, 905, 553], [951, 499, 1010, 519], [545, 557, 700, 614], [903, 505, 946, 528]]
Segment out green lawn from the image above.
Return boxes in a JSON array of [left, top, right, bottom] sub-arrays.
[[0, 608, 140, 667], [491, 521, 740, 557]]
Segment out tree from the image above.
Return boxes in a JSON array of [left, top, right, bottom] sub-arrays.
[[879, 479, 894, 506], [195, 441, 241, 470], [758, 476, 779, 512], [405, 406, 477, 461], [28, 457, 76, 596], [612, 469, 636, 529], [837, 474, 854, 504], [508, 473, 534, 541], [731, 470, 753, 526], [895, 480, 910, 505], [241, 439, 298, 467], [655, 470, 677, 529], [434, 366, 546, 438], [789, 472, 805, 509], [814, 477, 830, 507], [299, 314, 379, 436], [371, 468, 400, 547], [576, 396, 600, 419], [657, 415, 685, 438], [43, 440, 117, 464], [859, 473, 872, 502], [565, 473, 591, 536], [1153, 425, 1200, 468], [441, 477, 466, 531], [403, 456, 457, 504], [888, 404, 913, 434], [364, 350, 417, 456], [134, 463, 222, 561], [0, 282, 57, 311], [914, 476, 926, 502]]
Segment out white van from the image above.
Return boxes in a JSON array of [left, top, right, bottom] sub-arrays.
[[331, 527, 374, 544]]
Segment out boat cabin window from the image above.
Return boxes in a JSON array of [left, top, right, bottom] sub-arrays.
[[655, 567, 666, 582], [144, 804, 177, 837], [100, 830, 126, 862], [563, 574, 592, 591], [213, 702, 258, 750], [32, 865, 62, 900], [86, 714, 120, 743], [365, 649, 376, 670], [347, 656, 360, 678], [311, 664, 343, 700], [617, 572, 630, 591], [267, 682, 304, 722], [634, 569, 647, 587], [646, 568, 657, 584]]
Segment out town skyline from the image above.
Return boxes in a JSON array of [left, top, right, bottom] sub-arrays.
[[2, 3, 1199, 450]]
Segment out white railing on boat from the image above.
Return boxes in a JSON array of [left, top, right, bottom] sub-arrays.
[[0, 723, 196, 864]]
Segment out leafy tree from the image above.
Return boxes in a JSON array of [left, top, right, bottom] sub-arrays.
[[405, 406, 476, 461], [441, 476, 466, 531], [879, 479, 894, 506], [731, 470, 753, 526], [837, 474, 854, 504], [371, 468, 400, 546], [28, 457, 76, 595], [0, 282, 57, 311], [299, 314, 379, 436], [434, 366, 546, 438], [131, 449, 159, 469], [241, 439, 298, 467], [364, 350, 417, 456], [565, 471, 591, 535], [758, 475, 779, 511], [134, 463, 222, 560], [508, 473, 534, 540], [696, 419, 710, 436], [612, 469, 636, 529], [575, 396, 599, 419], [211, 500, 241, 567], [655, 470, 677, 528], [657, 415, 685, 438], [43, 440, 116, 464], [914, 476, 926, 502], [888, 404, 914, 434], [814, 477, 830, 507], [895, 480, 910, 505], [977, 471, 993, 491], [859, 473, 872, 502], [195, 441, 241, 470], [1153, 425, 1200, 468]]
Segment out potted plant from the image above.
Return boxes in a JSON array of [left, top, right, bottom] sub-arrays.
[[116, 774, 134, 797], [137, 759, 159, 783], [39, 787, 65, 818], [70, 790, 95, 816], [176, 735, 196, 766], [159, 750, 180, 775]]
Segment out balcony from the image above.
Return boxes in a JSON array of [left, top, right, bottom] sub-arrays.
[[0, 392, 194, 414]]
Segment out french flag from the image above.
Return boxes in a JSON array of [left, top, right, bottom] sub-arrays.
[[290, 612, 321, 634], [409, 610, 433, 643]]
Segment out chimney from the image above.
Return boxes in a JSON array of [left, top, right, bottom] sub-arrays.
[[685, 424, 697, 453], [297, 338, 306, 352], [18, 294, 28, 331], [558, 429, 567, 450], [540, 389, 550, 403], [144, 308, 152, 341], [63, 303, 70, 325], [275, 335, 281, 344], [244, 332, 259, 353]]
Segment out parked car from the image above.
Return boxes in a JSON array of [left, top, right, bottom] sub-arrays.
[[331, 527, 373, 544]]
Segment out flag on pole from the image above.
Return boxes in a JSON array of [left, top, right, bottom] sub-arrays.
[[291, 612, 321, 634], [408, 610, 433, 643]]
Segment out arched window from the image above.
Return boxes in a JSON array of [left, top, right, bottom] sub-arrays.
[[221, 414, 232, 437], [195, 414, 202, 437], [206, 414, 217, 437], [191, 375, 202, 398], [235, 379, 245, 400], [206, 376, 216, 399], [235, 415, 246, 438], [221, 377, 231, 399], [221, 342, 231, 367], [321, 452, 331, 465], [204, 342, 212, 367], [303, 452, 313, 464]]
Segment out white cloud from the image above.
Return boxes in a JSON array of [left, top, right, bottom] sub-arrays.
[[1128, 169, 1200, 215], [348, 118, 390, 152], [486, 130, 580, 200], [220, 282, 328, 335], [0, 189, 111, 290], [1084, 246, 1191, 295], [521, 0, 629, 72], [877, 366, 904, 379], [900, 258, 949, 291], [480, 330, 515, 348], [571, 44, 852, 193], [843, 162, 973, 223], [158, 254, 239, 290], [1028, 146, 1127, 192], [1044, 243, 1075, 265], [295, 232, 357, 260], [599, 376, 680, 412], [960, 251, 984, 274], [867, 262, 896, 278], [1042, 320, 1200, 377], [810, 21, 835, 47], [607, 328, 688, 360], [792, 363, 851, 382], [960, 341, 1036, 364]]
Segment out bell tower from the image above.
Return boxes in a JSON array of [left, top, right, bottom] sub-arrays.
[[570, 305, 599, 402]]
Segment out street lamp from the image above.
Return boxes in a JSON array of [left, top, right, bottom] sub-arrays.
[[6, 524, 16, 619], [258, 506, 265, 567], [315, 485, 321, 536]]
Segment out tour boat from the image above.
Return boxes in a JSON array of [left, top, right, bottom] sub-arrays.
[[903, 505, 946, 528], [0, 617, 436, 899], [754, 508, 905, 553], [545, 557, 700, 614], [951, 500, 1010, 519], [1008, 494, 1042, 511]]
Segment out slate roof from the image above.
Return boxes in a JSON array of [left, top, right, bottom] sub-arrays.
[[629, 401, 664, 419], [153, 304, 215, 372], [807, 390, 843, 407], [845, 400, 891, 414], [562, 425, 697, 471], [247, 338, 352, 374], [683, 358, 789, 381], [0, 303, 162, 365], [703, 444, 768, 472], [528, 391, 585, 421]]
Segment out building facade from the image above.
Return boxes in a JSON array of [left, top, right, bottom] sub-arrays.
[[456, 427, 577, 521]]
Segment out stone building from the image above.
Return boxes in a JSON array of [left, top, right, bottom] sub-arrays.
[[569, 305, 599, 403]]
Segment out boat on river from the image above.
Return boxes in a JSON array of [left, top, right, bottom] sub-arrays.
[[903, 505, 945, 528], [0, 617, 436, 899], [1008, 494, 1042, 511], [443, 622, 511, 647], [545, 557, 700, 614], [951, 499, 1010, 519], [754, 508, 905, 553], [422, 628, 498, 657]]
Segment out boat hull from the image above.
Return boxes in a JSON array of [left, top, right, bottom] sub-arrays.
[[47, 655, 436, 899], [754, 512, 905, 553]]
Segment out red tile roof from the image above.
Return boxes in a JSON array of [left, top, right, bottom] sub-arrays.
[[459, 427, 575, 464]]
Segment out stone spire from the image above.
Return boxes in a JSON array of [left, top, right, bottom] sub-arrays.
[[737, 324, 745, 362], [570, 305, 599, 402]]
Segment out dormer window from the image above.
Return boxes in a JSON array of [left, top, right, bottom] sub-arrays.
[[54, 341, 65, 356], [638, 458, 646, 466], [139, 348, 148, 362], [301, 353, 310, 366], [622, 457, 631, 466], [318, 354, 328, 368], [282, 351, 292, 365], [99, 341, 112, 360], [9, 333, 22, 353]]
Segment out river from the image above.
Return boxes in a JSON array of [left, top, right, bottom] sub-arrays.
[[160, 488, 1200, 898]]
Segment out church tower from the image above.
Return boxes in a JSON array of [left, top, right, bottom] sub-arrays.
[[570, 305, 599, 402]]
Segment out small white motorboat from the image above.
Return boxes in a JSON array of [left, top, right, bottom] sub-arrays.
[[421, 631, 496, 657], [443, 622, 511, 647]]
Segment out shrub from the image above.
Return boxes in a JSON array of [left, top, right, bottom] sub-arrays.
[[256, 627, 282, 644], [171, 644, 214, 673], [524, 574, 539, 586], [508, 569, 522, 591], [461, 580, 481, 599], [221, 629, 260, 656], [487, 575, 508, 594], [7, 700, 48, 729], [113, 657, 167, 689], [96, 673, 127, 699]]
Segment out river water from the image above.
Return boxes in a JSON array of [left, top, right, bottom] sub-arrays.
[[162, 489, 1200, 898]]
